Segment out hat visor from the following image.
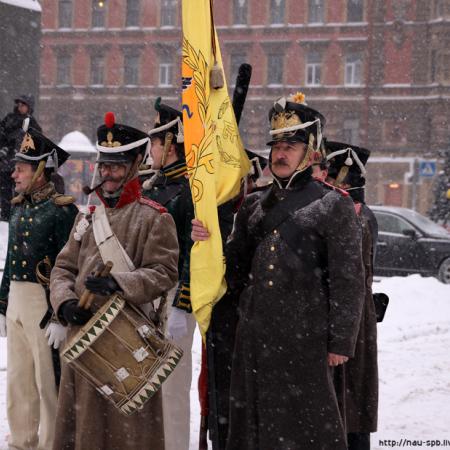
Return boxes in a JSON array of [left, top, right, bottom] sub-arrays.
[[266, 133, 309, 147], [13, 154, 40, 165], [96, 152, 133, 164]]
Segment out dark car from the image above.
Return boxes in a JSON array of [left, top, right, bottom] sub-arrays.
[[370, 206, 450, 284]]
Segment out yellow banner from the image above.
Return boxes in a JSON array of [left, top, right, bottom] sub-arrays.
[[182, 0, 250, 337]]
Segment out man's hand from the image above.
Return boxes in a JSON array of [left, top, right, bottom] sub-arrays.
[[45, 323, 67, 349], [0, 314, 6, 337], [167, 307, 189, 341], [85, 274, 120, 296], [191, 219, 210, 241], [60, 300, 93, 326], [328, 353, 349, 367]]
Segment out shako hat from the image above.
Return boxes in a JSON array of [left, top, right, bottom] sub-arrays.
[[96, 112, 149, 164], [15, 118, 70, 169], [326, 141, 370, 186], [267, 92, 326, 147], [148, 97, 184, 144]]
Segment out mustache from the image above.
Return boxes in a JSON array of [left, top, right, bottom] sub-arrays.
[[272, 159, 289, 167]]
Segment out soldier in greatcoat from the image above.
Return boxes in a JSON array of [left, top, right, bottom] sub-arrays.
[[326, 141, 379, 450], [49, 113, 179, 450], [0, 122, 77, 450], [192, 93, 365, 450]]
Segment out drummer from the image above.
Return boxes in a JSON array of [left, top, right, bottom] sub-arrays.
[[49, 113, 179, 450]]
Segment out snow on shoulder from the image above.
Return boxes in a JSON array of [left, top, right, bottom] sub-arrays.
[[59, 131, 96, 154], [0, 0, 41, 11]]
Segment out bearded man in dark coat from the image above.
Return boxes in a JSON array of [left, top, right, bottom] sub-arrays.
[[192, 93, 365, 450], [326, 142, 379, 450]]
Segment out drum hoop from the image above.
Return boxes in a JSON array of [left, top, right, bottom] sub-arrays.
[[119, 345, 184, 415], [62, 294, 125, 363]]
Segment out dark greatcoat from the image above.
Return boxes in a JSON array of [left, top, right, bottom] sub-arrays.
[[335, 203, 379, 433], [225, 175, 365, 450]]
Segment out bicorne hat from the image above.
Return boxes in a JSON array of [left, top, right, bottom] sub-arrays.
[[15, 118, 70, 169], [326, 141, 370, 186]]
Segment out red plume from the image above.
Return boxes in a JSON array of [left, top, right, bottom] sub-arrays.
[[104, 112, 115, 128]]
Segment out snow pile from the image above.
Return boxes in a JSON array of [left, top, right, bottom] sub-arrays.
[[0, 0, 41, 12], [58, 131, 96, 154]]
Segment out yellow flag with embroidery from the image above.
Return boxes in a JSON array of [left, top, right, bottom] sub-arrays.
[[182, 0, 250, 337]]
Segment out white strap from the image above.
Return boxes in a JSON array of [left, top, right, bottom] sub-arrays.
[[92, 203, 135, 272]]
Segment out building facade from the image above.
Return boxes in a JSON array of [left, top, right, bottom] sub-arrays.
[[39, 0, 450, 211]]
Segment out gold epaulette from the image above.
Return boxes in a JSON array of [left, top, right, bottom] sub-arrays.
[[52, 194, 76, 206]]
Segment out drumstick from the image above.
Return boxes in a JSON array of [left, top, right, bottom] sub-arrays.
[[78, 261, 114, 310]]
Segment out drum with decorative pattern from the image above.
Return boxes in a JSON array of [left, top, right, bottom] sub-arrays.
[[62, 293, 183, 415]]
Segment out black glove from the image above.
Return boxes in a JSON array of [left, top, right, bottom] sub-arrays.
[[85, 274, 120, 296], [60, 299, 93, 326]]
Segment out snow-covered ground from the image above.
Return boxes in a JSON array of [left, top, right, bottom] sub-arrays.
[[1, 219, 449, 449]]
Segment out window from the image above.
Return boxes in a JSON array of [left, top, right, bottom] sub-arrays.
[[344, 53, 363, 86], [233, 0, 247, 25], [56, 54, 72, 85], [58, 0, 72, 28], [431, 0, 450, 19], [430, 49, 437, 82], [308, 0, 324, 23], [267, 54, 283, 85], [124, 54, 140, 85], [159, 55, 174, 86], [92, 0, 106, 28], [376, 213, 415, 235], [161, 0, 177, 26], [306, 52, 322, 86], [90, 55, 105, 85], [347, 0, 364, 22], [270, 0, 285, 24], [126, 0, 140, 27], [342, 119, 360, 146], [230, 52, 247, 85]]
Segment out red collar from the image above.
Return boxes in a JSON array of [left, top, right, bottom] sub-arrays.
[[96, 177, 141, 209]]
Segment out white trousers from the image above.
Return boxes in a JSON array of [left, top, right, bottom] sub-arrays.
[[6, 282, 58, 450], [162, 303, 197, 450]]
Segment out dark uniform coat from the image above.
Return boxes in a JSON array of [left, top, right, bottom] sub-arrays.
[[49, 178, 179, 450], [335, 203, 379, 433], [225, 175, 365, 450], [143, 160, 194, 311], [0, 182, 78, 313]]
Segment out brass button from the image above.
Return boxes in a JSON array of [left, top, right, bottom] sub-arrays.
[[269, 264, 274, 270], [22, 261, 27, 267], [26, 205, 29, 209], [12, 275, 17, 280], [12, 260, 16, 265], [273, 229, 278, 234], [22, 274, 27, 280], [34, 206, 38, 210], [268, 280, 273, 286], [20, 217, 24, 222], [24, 231, 30, 236], [29, 217, 33, 223], [13, 245, 18, 251], [270, 246, 275, 251]]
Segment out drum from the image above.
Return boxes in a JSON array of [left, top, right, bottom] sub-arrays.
[[62, 293, 183, 415]]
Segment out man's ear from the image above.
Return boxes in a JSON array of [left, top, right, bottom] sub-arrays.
[[168, 143, 177, 156], [136, 153, 143, 164]]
